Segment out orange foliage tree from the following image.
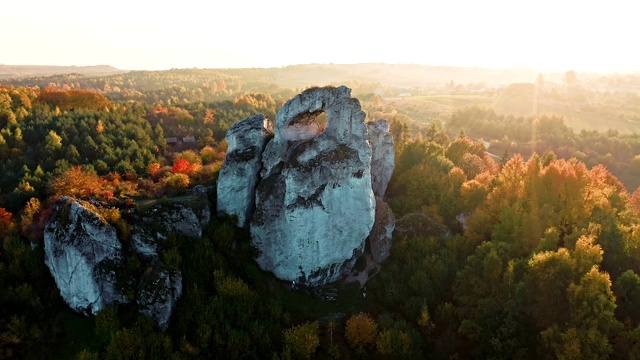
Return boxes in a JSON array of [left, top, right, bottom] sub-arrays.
[[49, 166, 104, 199]]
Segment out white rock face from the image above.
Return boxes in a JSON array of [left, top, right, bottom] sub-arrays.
[[367, 119, 395, 198], [217, 114, 271, 227], [368, 197, 396, 263], [251, 86, 376, 286], [44, 197, 126, 315]]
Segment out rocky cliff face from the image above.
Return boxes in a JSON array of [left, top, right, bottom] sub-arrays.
[[44, 196, 209, 330], [44, 196, 126, 315], [367, 119, 395, 198], [216, 114, 271, 227]]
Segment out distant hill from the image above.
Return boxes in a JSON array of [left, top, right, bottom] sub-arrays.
[[0, 63, 562, 88], [218, 63, 559, 89], [0, 64, 126, 79]]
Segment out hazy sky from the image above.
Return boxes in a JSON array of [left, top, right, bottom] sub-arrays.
[[2, 0, 638, 72]]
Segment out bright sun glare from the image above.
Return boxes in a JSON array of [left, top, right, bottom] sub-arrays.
[[2, 0, 638, 72]]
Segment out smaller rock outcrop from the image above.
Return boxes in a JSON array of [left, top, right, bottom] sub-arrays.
[[45, 196, 210, 331], [367, 119, 395, 198], [131, 202, 211, 257], [368, 197, 396, 263], [394, 213, 451, 239], [217, 114, 272, 227], [137, 263, 182, 332], [44, 197, 126, 315]]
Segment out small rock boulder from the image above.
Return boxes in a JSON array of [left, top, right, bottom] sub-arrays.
[[394, 213, 451, 239]]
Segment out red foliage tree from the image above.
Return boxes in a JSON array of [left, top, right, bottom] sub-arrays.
[[172, 158, 194, 175], [0, 207, 16, 237]]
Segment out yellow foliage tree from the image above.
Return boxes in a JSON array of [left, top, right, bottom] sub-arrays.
[[282, 322, 319, 360], [345, 313, 378, 352]]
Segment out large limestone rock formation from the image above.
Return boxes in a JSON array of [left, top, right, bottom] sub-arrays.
[[44, 196, 126, 315], [217, 114, 271, 227], [367, 119, 395, 198], [251, 86, 376, 286], [368, 196, 396, 263]]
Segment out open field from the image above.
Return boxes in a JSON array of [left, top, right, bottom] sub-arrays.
[[385, 93, 640, 134]]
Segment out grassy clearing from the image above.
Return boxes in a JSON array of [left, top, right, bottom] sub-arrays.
[[388, 94, 640, 134]]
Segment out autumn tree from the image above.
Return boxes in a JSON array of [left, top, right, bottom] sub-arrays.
[[163, 173, 190, 191], [147, 162, 161, 178], [172, 158, 195, 175], [203, 108, 215, 124], [44, 130, 63, 155], [542, 267, 621, 359], [0, 207, 16, 237], [282, 322, 320, 360], [20, 197, 41, 238], [38, 88, 111, 111], [345, 313, 378, 353], [49, 166, 103, 198]]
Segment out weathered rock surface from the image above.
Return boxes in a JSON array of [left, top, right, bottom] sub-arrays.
[[128, 200, 209, 330], [250, 86, 376, 286], [44, 196, 126, 315], [368, 197, 396, 263], [367, 119, 395, 198], [137, 263, 183, 332], [217, 114, 271, 227], [131, 201, 211, 257], [44, 196, 210, 330]]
